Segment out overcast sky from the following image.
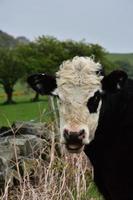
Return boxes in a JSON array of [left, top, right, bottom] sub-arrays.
[[0, 0, 133, 53]]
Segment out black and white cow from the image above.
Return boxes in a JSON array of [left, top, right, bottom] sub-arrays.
[[27, 56, 133, 200]]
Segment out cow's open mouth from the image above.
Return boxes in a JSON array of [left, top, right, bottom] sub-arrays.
[[65, 144, 84, 153]]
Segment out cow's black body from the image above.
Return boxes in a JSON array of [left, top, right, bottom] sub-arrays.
[[84, 79, 133, 200], [27, 64, 132, 200]]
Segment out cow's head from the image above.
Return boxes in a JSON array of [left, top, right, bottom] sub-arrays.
[[27, 56, 127, 153]]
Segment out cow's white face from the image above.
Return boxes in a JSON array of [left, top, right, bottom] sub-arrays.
[[56, 86, 102, 153], [27, 56, 127, 153], [53, 57, 103, 152]]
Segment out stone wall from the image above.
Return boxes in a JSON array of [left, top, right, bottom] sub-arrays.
[[0, 121, 58, 189]]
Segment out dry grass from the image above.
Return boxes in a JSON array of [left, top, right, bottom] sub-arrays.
[[0, 135, 103, 200]]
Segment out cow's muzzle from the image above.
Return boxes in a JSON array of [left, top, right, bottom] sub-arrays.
[[63, 129, 85, 153]]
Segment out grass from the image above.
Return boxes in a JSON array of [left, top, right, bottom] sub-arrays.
[[0, 95, 49, 126], [0, 82, 51, 126]]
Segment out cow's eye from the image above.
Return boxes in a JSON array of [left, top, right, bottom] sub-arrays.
[[96, 69, 104, 76], [87, 91, 101, 113]]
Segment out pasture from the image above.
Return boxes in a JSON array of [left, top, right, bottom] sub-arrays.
[[107, 53, 133, 65], [0, 96, 49, 126], [0, 83, 50, 126]]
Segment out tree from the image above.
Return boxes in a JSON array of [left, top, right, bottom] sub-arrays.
[[16, 36, 113, 101], [0, 48, 26, 104], [35, 36, 67, 74], [61, 40, 114, 74], [18, 36, 111, 77], [16, 36, 67, 101]]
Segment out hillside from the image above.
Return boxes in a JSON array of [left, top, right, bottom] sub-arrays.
[[0, 30, 17, 47], [106, 53, 133, 77], [0, 30, 30, 48], [106, 53, 133, 65]]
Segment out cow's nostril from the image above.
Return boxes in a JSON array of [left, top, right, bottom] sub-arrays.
[[79, 129, 85, 135], [78, 129, 85, 139], [64, 128, 85, 142]]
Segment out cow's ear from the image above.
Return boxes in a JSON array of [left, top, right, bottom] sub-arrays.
[[101, 70, 128, 93], [27, 73, 57, 95]]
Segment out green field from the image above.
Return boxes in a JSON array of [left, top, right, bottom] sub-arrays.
[[0, 96, 49, 126], [0, 83, 50, 126], [106, 53, 133, 65]]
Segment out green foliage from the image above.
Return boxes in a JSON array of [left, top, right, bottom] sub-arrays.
[[16, 42, 41, 75], [17, 36, 111, 76], [0, 48, 25, 84], [0, 30, 17, 48], [0, 32, 114, 102], [34, 36, 65, 74], [61, 40, 107, 62], [0, 48, 26, 103]]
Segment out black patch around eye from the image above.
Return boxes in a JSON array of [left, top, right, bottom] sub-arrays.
[[96, 68, 105, 76], [87, 91, 101, 113]]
